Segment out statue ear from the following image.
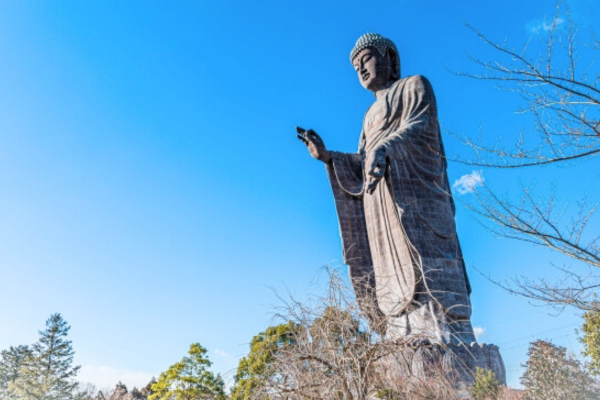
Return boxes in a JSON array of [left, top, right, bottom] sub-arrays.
[[387, 48, 400, 80]]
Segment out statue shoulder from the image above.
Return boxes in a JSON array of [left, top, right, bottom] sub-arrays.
[[400, 75, 434, 93]]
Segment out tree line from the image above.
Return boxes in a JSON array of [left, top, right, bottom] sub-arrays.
[[2, 276, 600, 400], [2, 1, 598, 399]]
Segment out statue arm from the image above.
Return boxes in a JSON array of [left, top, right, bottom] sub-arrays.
[[328, 151, 364, 197], [296, 126, 364, 195]]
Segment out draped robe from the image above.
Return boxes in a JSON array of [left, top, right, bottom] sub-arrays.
[[326, 75, 474, 343]]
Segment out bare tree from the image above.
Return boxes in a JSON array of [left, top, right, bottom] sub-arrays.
[[454, 0, 600, 312], [241, 267, 465, 400], [499, 387, 524, 400], [520, 340, 598, 400]]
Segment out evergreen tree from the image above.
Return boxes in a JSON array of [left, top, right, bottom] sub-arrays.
[[140, 378, 156, 398], [231, 323, 296, 400], [470, 367, 499, 400], [0, 345, 32, 399], [581, 310, 600, 376], [149, 343, 225, 400], [10, 313, 82, 400]]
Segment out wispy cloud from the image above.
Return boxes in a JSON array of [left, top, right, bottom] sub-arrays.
[[452, 170, 484, 195], [214, 348, 232, 358], [78, 365, 154, 391], [473, 326, 487, 340], [527, 17, 564, 33]]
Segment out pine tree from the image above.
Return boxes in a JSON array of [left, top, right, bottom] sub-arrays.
[[10, 313, 82, 400], [140, 378, 156, 398], [0, 345, 32, 399], [580, 310, 600, 376], [149, 343, 225, 400], [470, 367, 500, 400], [231, 322, 296, 400]]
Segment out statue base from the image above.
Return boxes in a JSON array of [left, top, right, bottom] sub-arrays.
[[379, 342, 506, 386]]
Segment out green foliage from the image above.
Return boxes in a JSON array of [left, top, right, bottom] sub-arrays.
[[231, 322, 296, 400], [9, 313, 83, 400], [580, 310, 600, 376], [375, 388, 402, 400], [0, 345, 32, 399], [470, 367, 499, 400], [149, 343, 225, 400], [309, 306, 361, 346], [521, 339, 597, 400], [2, 314, 84, 400]]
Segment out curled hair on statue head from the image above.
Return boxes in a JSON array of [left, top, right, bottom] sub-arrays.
[[350, 33, 401, 80]]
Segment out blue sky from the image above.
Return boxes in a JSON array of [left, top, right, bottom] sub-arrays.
[[0, 0, 598, 390]]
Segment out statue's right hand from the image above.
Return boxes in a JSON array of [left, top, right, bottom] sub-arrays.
[[296, 126, 331, 163]]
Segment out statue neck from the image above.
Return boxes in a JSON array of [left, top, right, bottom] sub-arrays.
[[373, 80, 397, 100]]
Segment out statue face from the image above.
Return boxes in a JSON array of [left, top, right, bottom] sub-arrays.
[[352, 47, 393, 92]]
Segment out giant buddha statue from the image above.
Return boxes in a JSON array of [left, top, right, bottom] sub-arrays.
[[297, 33, 504, 383]]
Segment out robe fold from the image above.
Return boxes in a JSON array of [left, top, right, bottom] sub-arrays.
[[327, 75, 473, 329]]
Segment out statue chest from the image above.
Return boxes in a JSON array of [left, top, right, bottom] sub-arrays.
[[363, 98, 393, 149], [364, 100, 388, 130]]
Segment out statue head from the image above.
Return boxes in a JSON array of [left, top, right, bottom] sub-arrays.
[[350, 33, 400, 92]]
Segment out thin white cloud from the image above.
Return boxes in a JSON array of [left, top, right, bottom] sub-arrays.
[[452, 170, 484, 195], [214, 348, 231, 358], [78, 365, 154, 391], [213, 348, 240, 366], [527, 17, 564, 33], [473, 326, 486, 340]]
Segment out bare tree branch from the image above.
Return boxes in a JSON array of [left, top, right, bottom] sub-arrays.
[[452, 2, 600, 313], [242, 267, 469, 400], [452, 3, 600, 169]]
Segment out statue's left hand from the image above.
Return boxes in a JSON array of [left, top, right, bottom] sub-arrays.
[[366, 146, 387, 194]]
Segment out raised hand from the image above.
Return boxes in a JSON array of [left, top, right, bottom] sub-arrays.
[[296, 126, 331, 163], [366, 146, 387, 194]]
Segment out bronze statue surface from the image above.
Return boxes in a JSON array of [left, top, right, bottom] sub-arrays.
[[297, 33, 505, 382]]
